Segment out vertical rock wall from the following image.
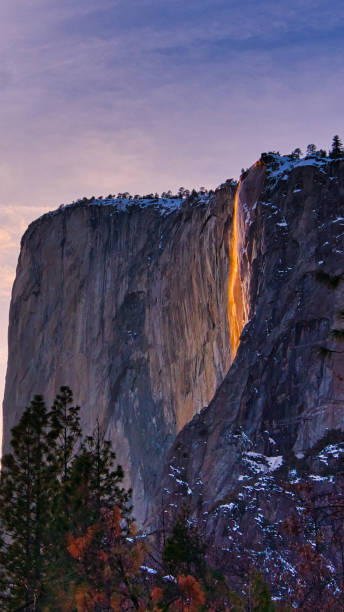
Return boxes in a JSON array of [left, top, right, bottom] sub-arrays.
[[3, 188, 235, 520], [155, 158, 344, 534]]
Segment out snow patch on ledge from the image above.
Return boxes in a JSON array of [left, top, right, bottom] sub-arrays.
[[58, 196, 185, 217], [242, 451, 283, 476], [264, 153, 340, 189], [30, 192, 216, 229]]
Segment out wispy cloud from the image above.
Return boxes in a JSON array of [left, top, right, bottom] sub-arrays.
[[0, 205, 51, 301], [0, 267, 15, 302], [0, 1, 342, 211], [0, 0, 343, 421]]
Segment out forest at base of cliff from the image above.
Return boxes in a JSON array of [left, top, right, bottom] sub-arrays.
[[1, 387, 344, 611]]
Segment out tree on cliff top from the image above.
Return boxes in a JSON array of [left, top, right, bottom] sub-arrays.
[[330, 135, 344, 158], [306, 144, 317, 156]]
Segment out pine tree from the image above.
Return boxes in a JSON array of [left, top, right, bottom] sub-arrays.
[[162, 509, 205, 578], [291, 147, 302, 160], [42, 387, 84, 606], [306, 144, 317, 156], [330, 135, 344, 158], [48, 386, 82, 540], [51, 425, 137, 610], [0, 389, 135, 610], [50, 385, 82, 482], [74, 421, 131, 524], [249, 572, 275, 611], [0, 395, 57, 610], [48, 386, 82, 541], [154, 509, 238, 611]]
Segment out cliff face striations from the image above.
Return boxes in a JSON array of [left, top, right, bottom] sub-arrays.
[[3, 188, 235, 520], [154, 156, 344, 548]]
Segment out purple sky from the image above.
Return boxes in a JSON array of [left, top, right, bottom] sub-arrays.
[[1, 0, 344, 435]]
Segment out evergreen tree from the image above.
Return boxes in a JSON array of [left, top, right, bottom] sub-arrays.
[[75, 421, 131, 523], [48, 385, 82, 542], [306, 144, 317, 156], [0, 395, 57, 610], [330, 135, 344, 158], [155, 509, 240, 611], [0, 527, 9, 607], [162, 508, 205, 579], [43, 387, 84, 606], [291, 147, 302, 160], [0, 389, 133, 609], [49, 385, 82, 482], [48, 424, 136, 610], [248, 572, 275, 611]]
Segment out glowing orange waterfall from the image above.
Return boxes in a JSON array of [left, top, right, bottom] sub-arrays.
[[228, 181, 248, 361]]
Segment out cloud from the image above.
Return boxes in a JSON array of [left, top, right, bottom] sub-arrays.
[[0, 205, 51, 301], [0, 267, 15, 301], [0, 228, 17, 251], [0, 0, 344, 428]]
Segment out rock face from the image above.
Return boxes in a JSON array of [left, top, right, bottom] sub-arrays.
[[154, 155, 344, 541], [2, 189, 235, 521], [4, 153, 344, 533]]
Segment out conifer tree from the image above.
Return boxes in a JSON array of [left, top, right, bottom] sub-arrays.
[[0, 395, 57, 610], [330, 135, 344, 158], [49, 424, 136, 610], [50, 385, 82, 482], [291, 147, 302, 160], [248, 572, 275, 611], [43, 387, 84, 606], [154, 509, 240, 611], [70, 420, 131, 529], [306, 144, 316, 156], [162, 508, 205, 578], [47, 386, 82, 545], [0, 389, 134, 610]]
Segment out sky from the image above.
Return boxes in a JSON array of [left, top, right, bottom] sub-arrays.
[[1, 0, 344, 441]]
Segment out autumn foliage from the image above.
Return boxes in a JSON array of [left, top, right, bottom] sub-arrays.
[[68, 525, 98, 561], [64, 505, 146, 611], [150, 574, 205, 611]]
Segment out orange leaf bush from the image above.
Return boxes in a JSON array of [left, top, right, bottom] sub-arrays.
[[67, 525, 96, 560], [150, 586, 163, 603], [176, 574, 205, 611]]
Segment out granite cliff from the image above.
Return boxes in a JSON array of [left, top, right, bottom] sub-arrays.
[[3, 185, 235, 520], [153, 154, 344, 593], [3, 153, 344, 537]]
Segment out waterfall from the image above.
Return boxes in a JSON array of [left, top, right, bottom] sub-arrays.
[[228, 180, 249, 361]]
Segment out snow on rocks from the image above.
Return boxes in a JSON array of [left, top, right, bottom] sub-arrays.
[[140, 566, 158, 575], [243, 451, 283, 476], [263, 152, 336, 190]]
